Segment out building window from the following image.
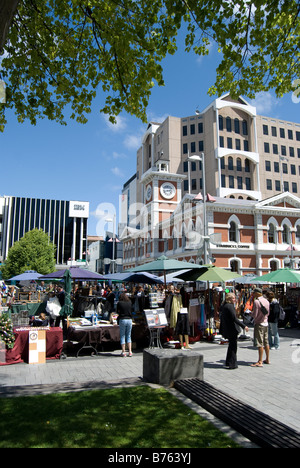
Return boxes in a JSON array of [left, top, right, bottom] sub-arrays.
[[221, 157, 225, 169], [242, 120, 248, 135], [264, 142, 270, 153], [191, 179, 197, 190], [219, 115, 223, 130], [283, 181, 289, 191], [229, 221, 238, 242], [281, 145, 287, 156], [190, 124, 195, 135], [237, 176, 243, 189], [273, 143, 278, 154], [183, 161, 188, 172], [289, 147, 295, 157], [263, 124, 268, 135], [229, 175, 234, 188], [219, 136, 224, 147], [183, 143, 188, 154], [291, 164, 296, 175], [245, 159, 250, 172], [191, 141, 196, 153], [282, 224, 290, 244], [226, 117, 232, 132], [265, 160, 271, 171], [244, 140, 249, 151], [245, 177, 251, 190], [282, 163, 288, 174], [274, 162, 279, 172], [184, 180, 188, 191], [198, 140, 204, 151], [228, 156, 233, 170], [230, 259, 239, 272], [237, 158, 242, 171], [271, 126, 277, 137], [275, 180, 281, 191], [266, 179, 272, 190], [288, 129, 293, 140], [296, 226, 300, 244], [221, 174, 226, 187], [268, 224, 276, 243], [292, 182, 297, 193], [235, 139, 241, 150], [234, 119, 240, 134], [198, 122, 203, 133], [227, 137, 232, 149], [183, 125, 187, 136], [280, 128, 285, 138]]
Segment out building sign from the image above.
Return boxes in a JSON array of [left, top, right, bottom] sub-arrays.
[[216, 244, 250, 249], [69, 201, 89, 218]]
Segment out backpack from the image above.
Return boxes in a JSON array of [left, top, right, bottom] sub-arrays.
[[279, 305, 286, 321]]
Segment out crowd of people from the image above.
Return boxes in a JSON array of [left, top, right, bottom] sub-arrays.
[[0, 277, 298, 359]]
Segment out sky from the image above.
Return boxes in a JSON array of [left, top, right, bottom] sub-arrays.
[[1, 30, 300, 238]]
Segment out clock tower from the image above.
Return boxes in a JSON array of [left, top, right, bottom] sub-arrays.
[[141, 160, 186, 247]]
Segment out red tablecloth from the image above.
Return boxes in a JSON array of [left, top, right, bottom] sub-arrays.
[[0, 327, 63, 365]]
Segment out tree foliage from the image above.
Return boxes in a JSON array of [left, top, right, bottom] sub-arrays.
[[0, 0, 299, 130], [1, 229, 56, 279]]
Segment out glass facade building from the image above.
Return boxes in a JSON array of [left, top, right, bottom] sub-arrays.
[[0, 196, 89, 265]]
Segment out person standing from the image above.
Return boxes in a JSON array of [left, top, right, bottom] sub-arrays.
[[250, 288, 270, 367], [220, 293, 248, 369], [266, 291, 280, 350], [116, 292, 133, 357]]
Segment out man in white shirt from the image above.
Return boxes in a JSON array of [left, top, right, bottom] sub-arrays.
[[250, 288, 270, 367]]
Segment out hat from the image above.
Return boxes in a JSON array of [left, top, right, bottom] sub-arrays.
[[253, 287, 262, 294]]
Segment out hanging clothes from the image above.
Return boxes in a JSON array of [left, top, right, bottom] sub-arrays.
[[189, 296, 200, 324], [169, 294, 182, 328]]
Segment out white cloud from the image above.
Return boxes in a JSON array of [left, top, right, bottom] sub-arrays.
[[123, 134, 142, 150], [102, 114, 127, 132], [251, 92, 277, 114], [111, 167, 124, 177]]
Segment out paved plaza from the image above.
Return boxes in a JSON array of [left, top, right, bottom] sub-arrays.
[[0, 327, 300, 442]]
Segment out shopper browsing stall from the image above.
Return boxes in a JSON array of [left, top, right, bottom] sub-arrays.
[[116, 293, 133, 357]]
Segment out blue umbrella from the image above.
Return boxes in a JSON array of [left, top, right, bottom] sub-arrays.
[[122, 272, 164, 285], [7, 270, 43, 281]]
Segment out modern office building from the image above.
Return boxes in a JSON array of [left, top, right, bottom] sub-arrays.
[[121, 94, 300, 275], [0, 196, 89, 266]]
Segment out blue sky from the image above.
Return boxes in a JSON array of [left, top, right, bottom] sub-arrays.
[[1, 33, 300, 237]]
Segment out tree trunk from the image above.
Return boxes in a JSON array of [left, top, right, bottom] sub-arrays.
[[0, 0, 20, 54]]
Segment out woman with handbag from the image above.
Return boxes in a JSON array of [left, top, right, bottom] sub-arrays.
[[116, 293, 133, 357]]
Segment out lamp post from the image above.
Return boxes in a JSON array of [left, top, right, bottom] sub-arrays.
[[187, 153, 208, 264]]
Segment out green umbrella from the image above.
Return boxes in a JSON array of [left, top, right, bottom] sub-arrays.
[[177, 265, 242, 282], [60, 269, 73, 317], [253, 268, 300, 283], [129, 255, 201, 285], [129, 255, 201, 273]]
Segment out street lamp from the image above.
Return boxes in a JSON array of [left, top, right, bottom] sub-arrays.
[[187, 153, 208, 264]]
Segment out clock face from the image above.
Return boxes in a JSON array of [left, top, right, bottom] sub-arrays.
[[145, 184, 152, 201], [160, 182, 176, 199]]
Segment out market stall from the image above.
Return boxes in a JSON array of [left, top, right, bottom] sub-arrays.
[[0, 327, 63, 366]]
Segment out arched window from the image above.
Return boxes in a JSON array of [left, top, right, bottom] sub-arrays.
[[270, 260, 278, 271], [282, 224, 290, 244], [228, 156, 233, 170], [236, 158, 242, 171], [268, 224, 276, 244], [230, 259, 239, 272], [296, 225, 300, 244], [229, 221, 238, 242]]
